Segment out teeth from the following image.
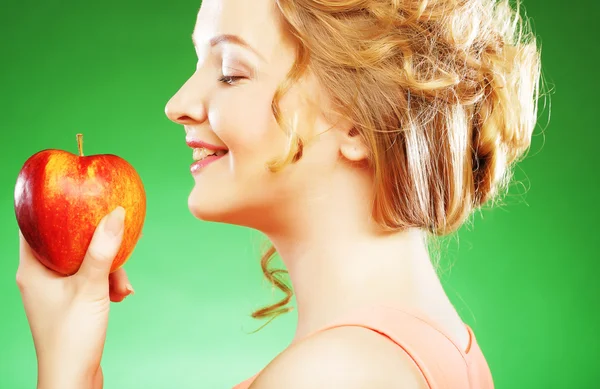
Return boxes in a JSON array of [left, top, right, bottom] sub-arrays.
[[193, 148, 211, 161], [193, 148, 227, 161]]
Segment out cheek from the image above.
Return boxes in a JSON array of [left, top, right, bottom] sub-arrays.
[[209, 86, 284, 155]]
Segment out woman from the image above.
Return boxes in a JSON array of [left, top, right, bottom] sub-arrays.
[[16, 0, 540, 388]]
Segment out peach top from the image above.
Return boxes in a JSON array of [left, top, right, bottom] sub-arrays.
[[232, 303, 494, 389]]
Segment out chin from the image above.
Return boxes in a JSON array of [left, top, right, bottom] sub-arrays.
[[187, 186, 248, 227], [188, 189, 228, 222], [188, 188, 276, 230]]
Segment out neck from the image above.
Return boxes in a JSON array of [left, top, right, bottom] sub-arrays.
[[262, 171, 443, 344]]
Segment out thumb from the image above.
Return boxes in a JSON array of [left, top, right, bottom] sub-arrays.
[[77, 206, 126, 288]]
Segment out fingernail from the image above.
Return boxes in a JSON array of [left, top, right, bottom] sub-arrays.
[[105, 206, 126, 237], [125, 284, 135, 295]]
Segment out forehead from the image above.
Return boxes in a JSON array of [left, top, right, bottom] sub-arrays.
[[193, 0, 283, 59]]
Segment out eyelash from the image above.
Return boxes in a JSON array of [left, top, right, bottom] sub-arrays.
[[218, 75, 245, 85]]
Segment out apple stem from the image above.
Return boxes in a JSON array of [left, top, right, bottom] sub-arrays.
[[76, 133, 84, 157]]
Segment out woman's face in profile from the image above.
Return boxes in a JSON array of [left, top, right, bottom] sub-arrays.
[[165, 0, 344, 230]]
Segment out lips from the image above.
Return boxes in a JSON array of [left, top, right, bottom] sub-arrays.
[[185, 137, 228, 152], [186, 136, 229, 174], [190, 153, 227, 174]]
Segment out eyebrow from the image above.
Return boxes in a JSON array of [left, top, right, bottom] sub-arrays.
[[192, 33, 266, 62]]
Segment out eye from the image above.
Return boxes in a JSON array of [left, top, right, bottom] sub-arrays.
[[218, 75, 245, 85]]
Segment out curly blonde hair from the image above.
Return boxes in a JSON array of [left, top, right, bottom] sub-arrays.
[[250, 0, 542, 326]]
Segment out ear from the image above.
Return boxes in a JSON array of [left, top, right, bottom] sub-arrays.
[[318, 101, 369, 163], [338, 121, 369, 163]]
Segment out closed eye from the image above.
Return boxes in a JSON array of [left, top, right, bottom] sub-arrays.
[[219, 75, 245, 85]]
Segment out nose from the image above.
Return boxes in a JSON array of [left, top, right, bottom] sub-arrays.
[[164, 76, 208, 125]]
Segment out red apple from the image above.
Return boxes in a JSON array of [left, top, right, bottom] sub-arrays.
[[14, 134, 146, 276]]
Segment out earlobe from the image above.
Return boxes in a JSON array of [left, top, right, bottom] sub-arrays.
[[339, 130, 369, 162], [325, 110, 369, 163]]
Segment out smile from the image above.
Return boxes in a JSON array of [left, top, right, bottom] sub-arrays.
[[193, 148, 228, 161], [190, 148, 228, 174]]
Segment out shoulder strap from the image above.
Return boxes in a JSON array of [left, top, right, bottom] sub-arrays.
[[234, 304, 494, 389], [301, 304, 474, 389]]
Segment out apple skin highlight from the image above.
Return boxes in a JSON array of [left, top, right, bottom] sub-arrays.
[[14, 137, 146, 276]]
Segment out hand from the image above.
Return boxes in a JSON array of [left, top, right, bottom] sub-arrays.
[[16, 206, 135, 389]]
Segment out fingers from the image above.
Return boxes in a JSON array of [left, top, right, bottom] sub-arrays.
[[109, 268, 134, 302], [93, 366, 103, 389], [77, 207, 126, 292]]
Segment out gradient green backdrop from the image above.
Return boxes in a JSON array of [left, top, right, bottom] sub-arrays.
[[1, 1, 598, 388]]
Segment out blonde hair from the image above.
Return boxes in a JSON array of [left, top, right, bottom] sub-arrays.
[[250, 0, 542, 326]]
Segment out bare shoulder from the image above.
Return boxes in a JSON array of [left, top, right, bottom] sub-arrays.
[[248, 326, 429, 389]]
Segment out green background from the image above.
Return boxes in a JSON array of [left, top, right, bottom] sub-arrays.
[[1, 1, 598, 388]]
